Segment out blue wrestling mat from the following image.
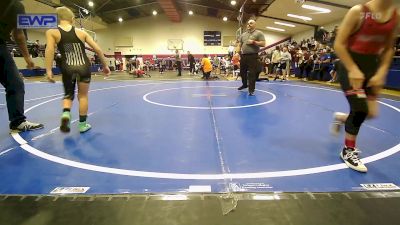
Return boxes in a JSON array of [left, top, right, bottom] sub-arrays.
[[1, 80, 399, 194]]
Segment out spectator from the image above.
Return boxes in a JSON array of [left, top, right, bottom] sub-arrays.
[[264, 53, 271, 75], [213, 55, 220, 74], [228, 42, 235, 59], [175, 50, 182, 76], [231, 52, 240, 71], [31, 39, 40, 57], [201, 54, 212, 80], [1, 0, 44, 132], [271, 46, 281, 78], [319, 48, 332, 81], [303, 50, 314, 81], [187, 51, 195, 75]]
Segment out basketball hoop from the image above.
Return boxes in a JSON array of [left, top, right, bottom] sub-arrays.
[[167, 39, 183, 50]]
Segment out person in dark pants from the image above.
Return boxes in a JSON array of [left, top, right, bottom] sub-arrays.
[[175, 49, 182, 76], [256, 54, 268, 81], [319, 49, 332, 81], [187, 51, 195, 75], [332, 0, 398, 172], [0, 0, 44, 132], [237, 19, 266, 96], [303, 54, 314, 81]]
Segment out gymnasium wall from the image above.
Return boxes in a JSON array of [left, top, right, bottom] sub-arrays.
[[95, 14, 287, 55], [25, 15, 287, 56], [291, 20, 341, 43], [291, 2, 400, 43]]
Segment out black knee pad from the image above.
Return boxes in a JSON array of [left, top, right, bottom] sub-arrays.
[[345, 110, 368, 135], [345, 97, 368, 135]]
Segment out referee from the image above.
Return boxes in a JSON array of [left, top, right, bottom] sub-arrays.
[[238, 19, 266, 95]]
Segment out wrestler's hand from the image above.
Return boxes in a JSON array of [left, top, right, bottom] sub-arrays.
[[367, 74, 385, 88], [103, 66, 111, 76], [46, 71, 56, 83], [26, 58, 35, 70]]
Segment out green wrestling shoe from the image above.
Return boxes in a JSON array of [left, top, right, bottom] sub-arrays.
[[60, 111, 71, 133], [79, 121, 92, 133]]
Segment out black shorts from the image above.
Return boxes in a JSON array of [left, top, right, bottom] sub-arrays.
[[337, 51, 380, 97], [61, 65, 91, 99], [278, 62, 287, 70]]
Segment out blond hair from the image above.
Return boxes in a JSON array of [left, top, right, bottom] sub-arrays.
[[56, 6, 74, 23]]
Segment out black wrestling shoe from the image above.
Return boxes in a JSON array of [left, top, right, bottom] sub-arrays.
[[340, 147, 367, 173], [237, 85, 248, 90]]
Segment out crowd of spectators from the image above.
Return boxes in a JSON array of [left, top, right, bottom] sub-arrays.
[[6, 24, 399, 82], [259, 26, 340, 82]]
